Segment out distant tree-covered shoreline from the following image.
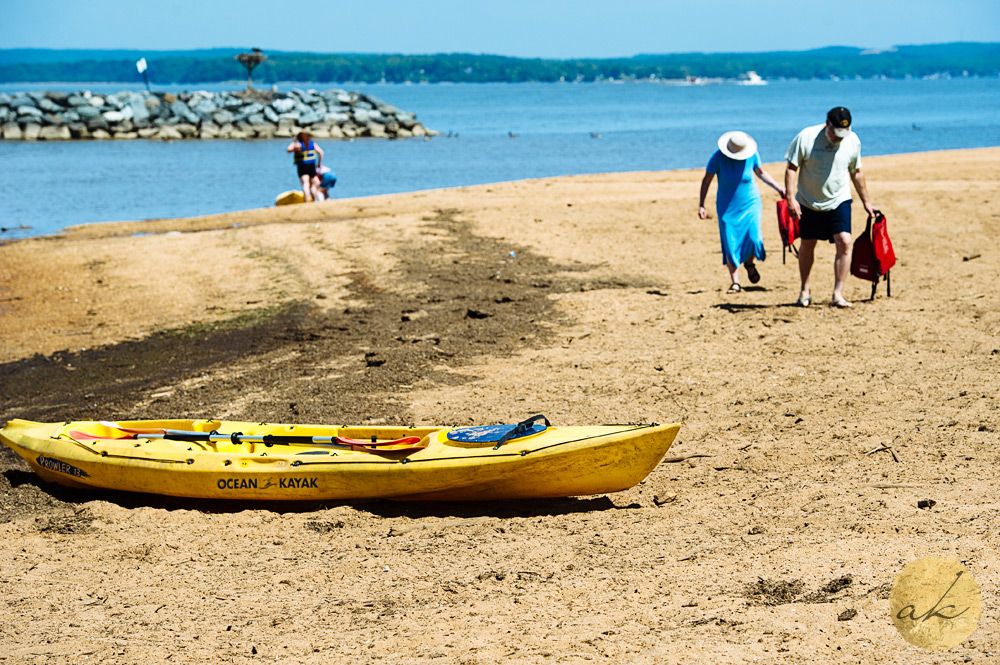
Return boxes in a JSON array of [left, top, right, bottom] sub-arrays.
[[1, 43, 998, 84]]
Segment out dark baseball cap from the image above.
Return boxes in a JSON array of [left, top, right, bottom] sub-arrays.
[[827, 107, 852, 137]]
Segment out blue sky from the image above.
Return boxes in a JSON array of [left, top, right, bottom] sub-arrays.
[[2, 0, 998, 58]]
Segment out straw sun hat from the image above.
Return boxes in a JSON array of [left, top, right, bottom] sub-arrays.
[[717, 131, 757, 160]]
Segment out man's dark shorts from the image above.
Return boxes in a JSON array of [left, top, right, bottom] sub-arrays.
[[799, 199, 852, 242]]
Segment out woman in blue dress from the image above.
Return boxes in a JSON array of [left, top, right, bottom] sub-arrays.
[[698, 131, 785, 292]]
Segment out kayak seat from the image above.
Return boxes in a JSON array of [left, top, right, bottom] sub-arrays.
[[446, 415, 549, 448]]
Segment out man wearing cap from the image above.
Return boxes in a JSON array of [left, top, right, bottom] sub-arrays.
[[784, 107, 876, 308]]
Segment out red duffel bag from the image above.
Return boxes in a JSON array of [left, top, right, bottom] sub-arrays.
[[851, 210, 896, 298], [776, 199, 799, 264]]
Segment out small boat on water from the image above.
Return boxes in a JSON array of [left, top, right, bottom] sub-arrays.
[[0, 416, 680, 501], [738, 71, 768, 86]]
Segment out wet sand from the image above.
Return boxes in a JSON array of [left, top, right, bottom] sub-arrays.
[[1, 147, 999, 663]]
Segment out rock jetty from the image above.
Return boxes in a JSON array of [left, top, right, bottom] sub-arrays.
[[0, 88, 436, 141]]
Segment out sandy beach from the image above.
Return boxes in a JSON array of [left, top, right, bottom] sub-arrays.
[[1, 147, 999, 663]]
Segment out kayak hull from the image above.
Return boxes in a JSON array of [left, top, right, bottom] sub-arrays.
[[0, 419, 680, 501], [275, 190, 305, 206]]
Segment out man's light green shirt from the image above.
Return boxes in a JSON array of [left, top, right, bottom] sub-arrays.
[[785, 124, 862, 211]]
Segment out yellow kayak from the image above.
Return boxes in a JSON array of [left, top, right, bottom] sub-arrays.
[[274, 190, 305, 206], [0, 416, 680, 501]]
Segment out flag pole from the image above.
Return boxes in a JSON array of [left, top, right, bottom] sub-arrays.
[[136, 58, 151, 92]]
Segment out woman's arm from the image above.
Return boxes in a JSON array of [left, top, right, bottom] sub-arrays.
[[286, 141, 299, 153], [754, 167, 786, 198], [784, 163, 801, 220], [698, 172, 714, 219]]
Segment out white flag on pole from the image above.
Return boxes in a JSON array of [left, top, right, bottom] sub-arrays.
[[136, 58, 147, 74]]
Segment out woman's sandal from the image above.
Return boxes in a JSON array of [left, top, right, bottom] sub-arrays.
[[795, 295, 812, 307], [746, 263, 761, 284], [727, 283, 742, 293], [830, 298, 853, 308]]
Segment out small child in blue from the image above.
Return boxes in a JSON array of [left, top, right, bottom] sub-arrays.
[[698, 131, 786, 293], [315, 165, 337, 201]]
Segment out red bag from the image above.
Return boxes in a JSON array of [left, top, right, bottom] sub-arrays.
[[776, 199, 798, 263], [851, 210, 896, 298], [872, 211, 896, 274]]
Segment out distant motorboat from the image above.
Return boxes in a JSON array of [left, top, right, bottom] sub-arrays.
[[738, 71, 768, 86]]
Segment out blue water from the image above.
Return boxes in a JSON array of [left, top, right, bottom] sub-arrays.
[[1, 78, 998, 240]]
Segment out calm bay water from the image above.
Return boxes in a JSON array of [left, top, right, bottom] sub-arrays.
[[1, 78, 998, 241]]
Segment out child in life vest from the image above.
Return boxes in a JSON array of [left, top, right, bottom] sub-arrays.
[[286, 132, 324, 202]]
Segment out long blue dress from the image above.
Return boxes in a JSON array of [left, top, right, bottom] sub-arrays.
[[706, 149, 766, 266]]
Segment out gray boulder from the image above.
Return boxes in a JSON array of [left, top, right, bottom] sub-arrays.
[[212, 110, 235, 125], [2, 123, 23, 140], [221, 95, 244, 109], [128, 93, 150, 123], [38, 98, 63, 113], [271, 98, 295, 113], [155, 126, 183, 140], [324, 111, 350, 124], [174, 123, 198, 138], [44, 91, 70, 105], [234, 102, 263, 121], [17, 105, 43, 118], [39, 125, 71, 140], [396, 112, 417, 128], [250, 124, 275, 138], [105, 93, 127, 110], [298, 110, 321, 125], [292, 88, 320, 104], [193, 99, 217, 118], [170, 100, 201, 125]]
